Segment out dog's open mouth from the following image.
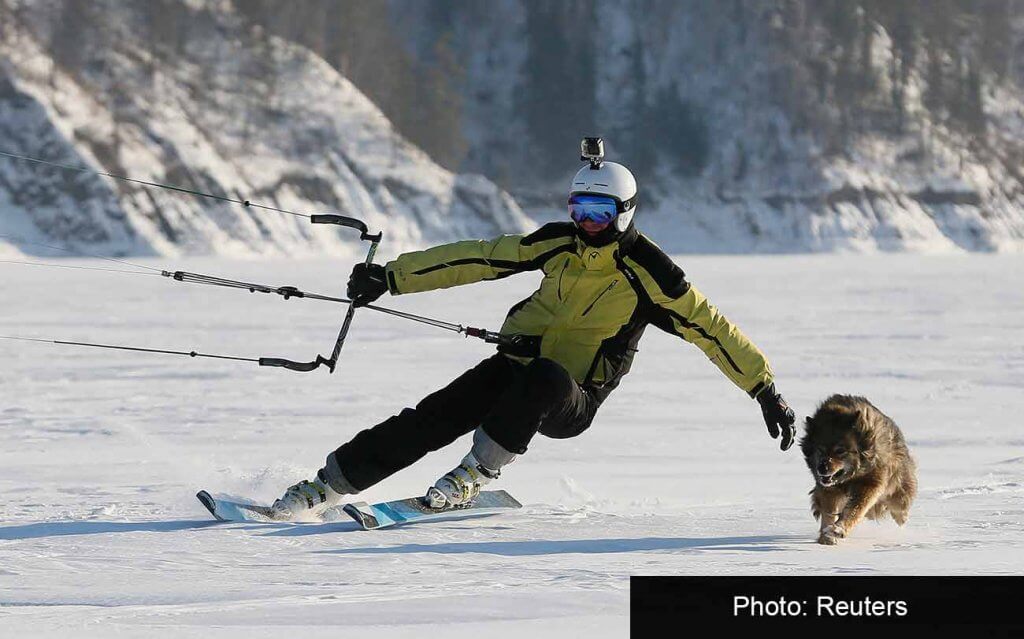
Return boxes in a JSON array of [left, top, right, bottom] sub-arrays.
[[817, 470, 843, 487]]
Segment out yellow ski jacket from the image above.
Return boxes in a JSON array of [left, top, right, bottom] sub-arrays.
[[385, 223, 774, 403]]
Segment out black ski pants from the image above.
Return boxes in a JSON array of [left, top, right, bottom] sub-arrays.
[[332, 354, 599, 491]]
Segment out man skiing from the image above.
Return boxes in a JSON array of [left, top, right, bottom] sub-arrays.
[[271, 139, 796, 518]]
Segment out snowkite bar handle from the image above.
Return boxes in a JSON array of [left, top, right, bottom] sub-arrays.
[[259, 215, 382, 373], [322, 231, 381, 373], [258, 355, 331, 372], [311, 214, 383, 243]]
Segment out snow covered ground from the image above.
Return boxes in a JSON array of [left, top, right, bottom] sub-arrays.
[[1, 252, 1022, 637]]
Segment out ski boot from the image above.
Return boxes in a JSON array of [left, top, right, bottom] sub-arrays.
[[271, 470, 344, 520], [425, 452, 500, 510]]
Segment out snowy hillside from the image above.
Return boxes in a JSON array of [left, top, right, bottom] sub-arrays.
[[1, 253, 1022, 636], [391, 0, 1024, 253], [0, 0, 531, 258], [4, 1, 1024, 257]]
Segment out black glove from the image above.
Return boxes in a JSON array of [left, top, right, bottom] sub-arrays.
[[347, 263, 388, 307], [756, 383, 796, 451]]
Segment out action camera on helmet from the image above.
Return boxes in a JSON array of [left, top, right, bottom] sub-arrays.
[[580, 137, 604, 168]]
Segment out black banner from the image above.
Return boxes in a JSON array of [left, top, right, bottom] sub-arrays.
[[631, 576, 1023, 636]]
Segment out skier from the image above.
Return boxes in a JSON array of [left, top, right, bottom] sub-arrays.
[[271, 141, 796, 518]]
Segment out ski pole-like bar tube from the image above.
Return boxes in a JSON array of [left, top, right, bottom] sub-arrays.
[[164, 267, 467, 332], [359, 302, 464, 333], [256, 215, 384, 374], [323, 231, 382, 373]]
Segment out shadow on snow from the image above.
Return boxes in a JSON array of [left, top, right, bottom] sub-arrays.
[[0, 522, 806, 556], [0, 519, 368, 540], [316, 534, 803, 557], [0, 519, 221, 539]]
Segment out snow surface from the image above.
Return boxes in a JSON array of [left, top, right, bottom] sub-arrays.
[[1, 252, 1023, 637]]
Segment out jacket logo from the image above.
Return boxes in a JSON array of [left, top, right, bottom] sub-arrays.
[[590, 251, 599, 260]]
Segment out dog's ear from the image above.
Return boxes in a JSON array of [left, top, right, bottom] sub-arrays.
[[851, 406, 874, 436], [859, 445, 877, 465], [854, 407, 878, 462]]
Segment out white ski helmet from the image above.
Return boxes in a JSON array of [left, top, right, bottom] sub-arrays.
[[569, 161, 638, 233]]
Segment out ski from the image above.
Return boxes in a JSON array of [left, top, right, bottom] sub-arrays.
[[196, 490, 282, 522], [343, 490, 522, 530], [197, 490, 359, 523], [196, 489, 522, 528]]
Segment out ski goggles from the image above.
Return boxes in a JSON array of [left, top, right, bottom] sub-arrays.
[[568, 194, 620, 224]]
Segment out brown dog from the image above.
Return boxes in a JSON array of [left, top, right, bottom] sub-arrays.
[[801, 395, 917, 545]]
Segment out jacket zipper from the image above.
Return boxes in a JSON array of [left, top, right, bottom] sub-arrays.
[[581, 279, 618, 316], [556, 258, 570, 301]]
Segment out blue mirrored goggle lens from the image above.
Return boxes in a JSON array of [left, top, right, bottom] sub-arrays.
[[568, 195, 619, 224]]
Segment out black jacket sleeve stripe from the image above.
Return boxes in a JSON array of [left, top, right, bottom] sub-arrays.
[[662, 307, 745, 375], [410, 242, 574, 277], [521, 221, 577, 246], [412, 257, 522, 276], [624, 234, 690, 299]]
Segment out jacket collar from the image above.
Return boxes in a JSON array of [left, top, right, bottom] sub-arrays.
[[573, 224, 638, 270], [616, 224, 639, 255]]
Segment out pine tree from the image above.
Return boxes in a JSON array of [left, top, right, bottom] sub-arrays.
[[49, 0, 94, 85], [412, 31, 468, 170], [520, 0, 597, 179]]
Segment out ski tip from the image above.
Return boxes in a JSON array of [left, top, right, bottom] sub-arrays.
[[196, 490, 225, 521], [342, 502, 379, 530], [491, 489, 523, 509]]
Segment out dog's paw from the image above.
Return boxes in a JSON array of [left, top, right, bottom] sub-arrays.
[[818, 523, 847, 545], [823, 523, 847, 538]]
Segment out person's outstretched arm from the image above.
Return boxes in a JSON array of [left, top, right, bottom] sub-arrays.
[[622, 240, 795, 450], [651, 283, 796, 450], [653, 283, 774, 395], [386, 223, 576, 295]]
